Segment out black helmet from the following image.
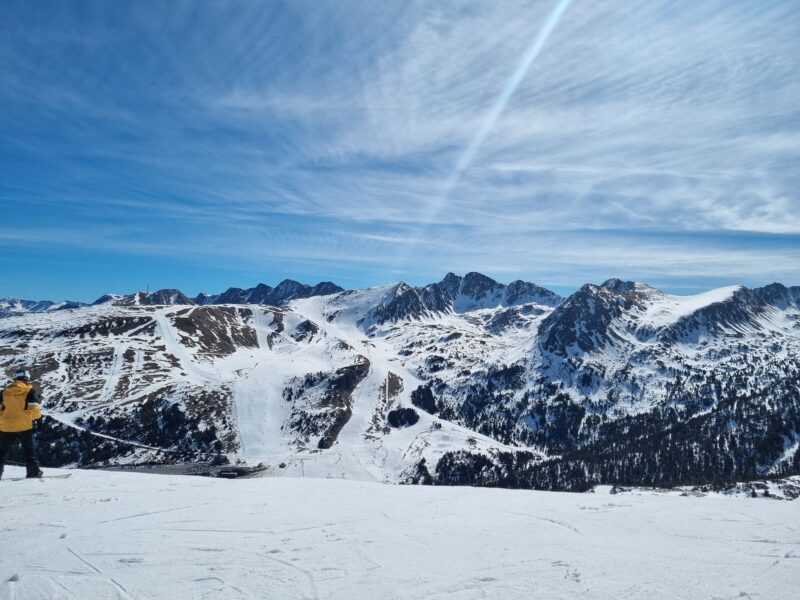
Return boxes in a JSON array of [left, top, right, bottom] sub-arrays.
[[13, 369, 31, 381]]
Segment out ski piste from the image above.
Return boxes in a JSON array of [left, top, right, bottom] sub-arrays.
[[3, 473, 72, 482]]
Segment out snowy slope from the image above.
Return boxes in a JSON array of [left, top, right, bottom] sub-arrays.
[[1, 274, 799, 489], [0, 297, 536, 482], [639, 285, 742, 329], [0, 297, 86, 317], [1, 466, 798, 600]]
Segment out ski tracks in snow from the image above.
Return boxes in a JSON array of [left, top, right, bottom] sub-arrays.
[[233, 367, 282, 462], [18, 546, 141, 600], [99, 344, 125, 403], [155, 309, 219, 383], [262, 553, 320, 600], [3, 467, 800, 599], [251, 306, 275, 351]]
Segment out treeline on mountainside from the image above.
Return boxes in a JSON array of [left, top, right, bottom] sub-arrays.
[[5, 397, 230, 468], [431, 366, 800, 490], [4, 416, 140, 467], [78, 396, 226, 459]]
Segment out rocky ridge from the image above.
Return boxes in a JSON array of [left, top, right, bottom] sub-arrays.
[[1, 273, 798, 491]]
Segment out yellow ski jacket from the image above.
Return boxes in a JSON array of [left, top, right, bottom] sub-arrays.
[[0, 380, 42, 433]]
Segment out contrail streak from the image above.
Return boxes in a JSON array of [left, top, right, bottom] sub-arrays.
[[440, 0, 573, 199], [395, 0, 572, 270]]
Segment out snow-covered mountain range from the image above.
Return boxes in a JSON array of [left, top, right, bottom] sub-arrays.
[[1, 272, 798, 490], [0, 297, 87, 318]]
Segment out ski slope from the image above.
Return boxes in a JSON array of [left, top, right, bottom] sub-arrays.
[[1, 466, 798, 600], [2, 277, 799, 489], [640, 285, 743, 328]]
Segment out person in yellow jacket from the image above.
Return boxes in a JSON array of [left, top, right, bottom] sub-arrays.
[[0, 369, 43, 479]]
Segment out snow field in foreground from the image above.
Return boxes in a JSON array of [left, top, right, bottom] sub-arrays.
[[1, 466, 798, 600]]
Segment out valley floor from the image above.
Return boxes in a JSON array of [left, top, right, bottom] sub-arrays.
[[1, 467, 798, 600]]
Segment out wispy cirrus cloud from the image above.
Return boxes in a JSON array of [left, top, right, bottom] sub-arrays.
[[1, 0, 798, 300]]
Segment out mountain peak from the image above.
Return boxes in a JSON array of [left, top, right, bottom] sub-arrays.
[[461, 271, 498, 289], [311, 281, 345, 296], [194, 280, 344, 306], [600, 279, 661, 295], [110, 289, 195, 306], [0, 297, 85, 317], [441, 272, 460, 283], [601, 278, 637, 292], [93, 293, 121, 305], [274, 278, 305, 289]]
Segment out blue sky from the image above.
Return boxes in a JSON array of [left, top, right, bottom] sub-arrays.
[[1, 0, 799, 302]]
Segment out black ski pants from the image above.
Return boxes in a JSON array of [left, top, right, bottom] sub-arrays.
[[0, 430, 40, 478]]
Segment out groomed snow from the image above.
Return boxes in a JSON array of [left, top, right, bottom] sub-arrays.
[[640, 285, 742, 328], [1, 466, 798, 600]]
